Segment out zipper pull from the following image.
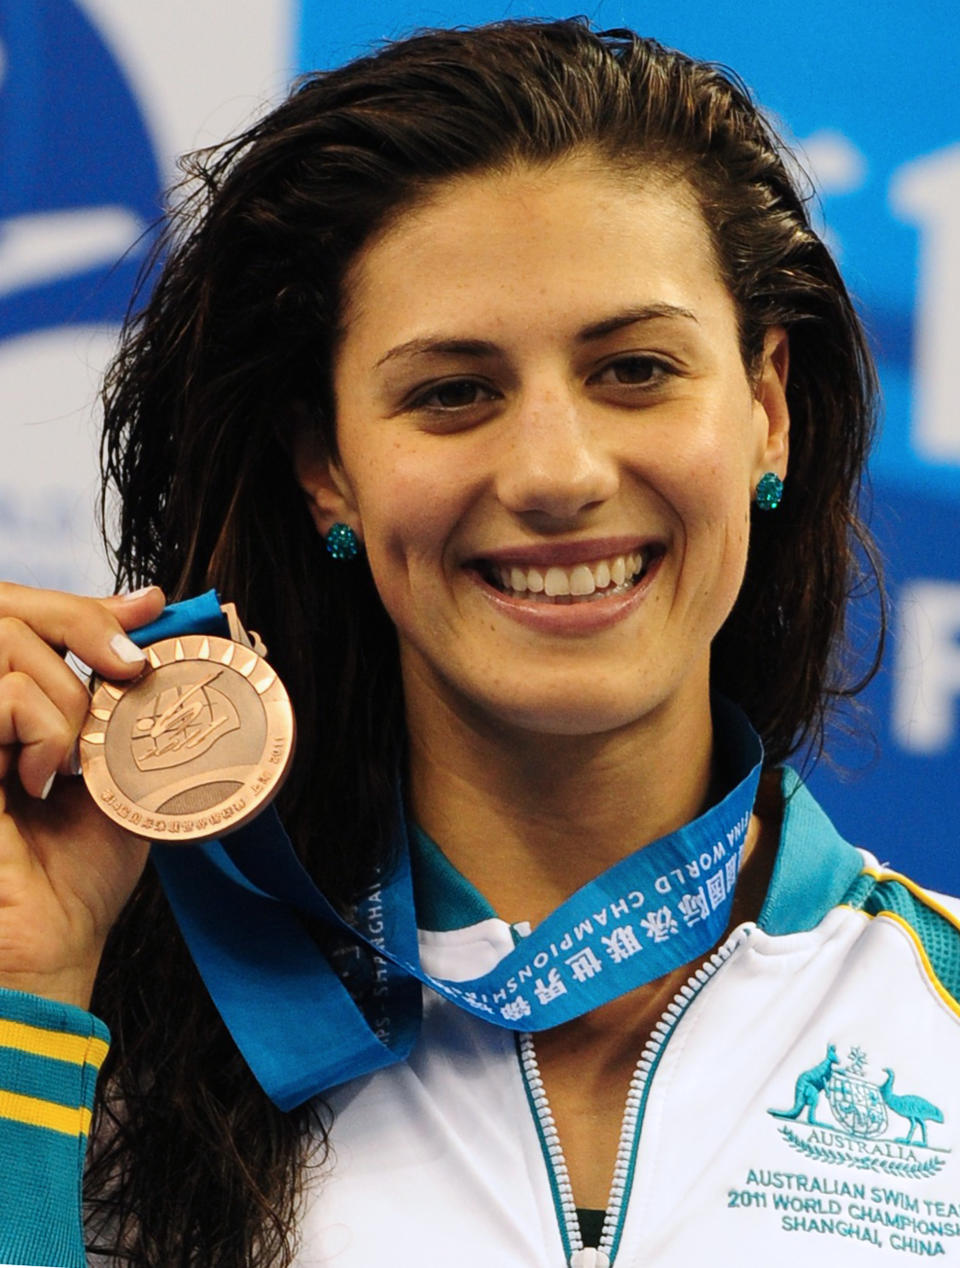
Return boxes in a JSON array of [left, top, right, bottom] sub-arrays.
[[570, 1251, 610, 1268]]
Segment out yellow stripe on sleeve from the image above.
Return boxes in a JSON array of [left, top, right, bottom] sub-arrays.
[[874, 909, 960, 1021], [860, 865, 960, 935], [0, 1087, 93, 1137], [0, 1018, 108, 1069]]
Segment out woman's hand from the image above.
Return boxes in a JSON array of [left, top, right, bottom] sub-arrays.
[[0, 583, 166, 1010]]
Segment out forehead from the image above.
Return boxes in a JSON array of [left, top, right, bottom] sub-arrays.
[[339, 154, 734, 348]]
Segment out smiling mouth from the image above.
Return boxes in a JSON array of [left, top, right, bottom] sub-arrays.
[[478, 547, 664, 604]]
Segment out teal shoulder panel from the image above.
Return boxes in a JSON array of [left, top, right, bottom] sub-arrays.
[[850, 876, 960, 1007], [839, 871, 876, 911]]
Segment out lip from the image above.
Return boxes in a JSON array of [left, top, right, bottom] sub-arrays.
[[468, 547, 664, 634], [470, 535, 660, 569]]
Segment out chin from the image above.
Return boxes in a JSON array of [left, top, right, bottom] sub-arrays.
[[479, 688, 664, 740]]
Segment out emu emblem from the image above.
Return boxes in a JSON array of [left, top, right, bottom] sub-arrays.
[[767, 1045, 948, 1175]]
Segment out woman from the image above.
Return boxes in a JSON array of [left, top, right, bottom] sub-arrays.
[[1, 18, 955, 1268]]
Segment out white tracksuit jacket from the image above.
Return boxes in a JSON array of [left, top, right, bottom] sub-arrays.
[[299, 771, 960, 1265], [2, 769, 958, 1267]]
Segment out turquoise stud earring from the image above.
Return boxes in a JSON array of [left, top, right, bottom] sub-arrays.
[[754, 472, 783, 512], [325, 522, 361, 560]]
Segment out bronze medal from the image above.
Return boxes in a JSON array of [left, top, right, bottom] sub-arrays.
[[80, 632, 295, 843]]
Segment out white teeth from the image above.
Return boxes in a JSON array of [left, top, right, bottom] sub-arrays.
[[569, 565, 596, 596], [488, 548, 655, 600]]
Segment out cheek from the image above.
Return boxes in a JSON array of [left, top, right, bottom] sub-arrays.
[[670, 436, 751, 528], [349, 452, 466, 590], [669, 442, 753, 605], [710, 489, 753, 613]]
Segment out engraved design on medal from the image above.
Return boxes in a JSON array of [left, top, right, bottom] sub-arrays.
[[81, 634, 295, 842], [131, 668, 241, 771]]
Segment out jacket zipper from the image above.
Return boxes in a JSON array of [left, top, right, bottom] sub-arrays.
[[518, 926, 752, 1268]]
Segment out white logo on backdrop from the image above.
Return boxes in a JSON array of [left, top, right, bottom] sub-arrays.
[[0, 8, 151, 593], [893, 581, 960, 754], [1, 1, 292, 594], [0, 207, 145, 299], [891, 144, 960, 465]]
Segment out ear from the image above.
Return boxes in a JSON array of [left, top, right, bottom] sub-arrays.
[[292, 429, 362, 541], [752, 325, 790, 481]]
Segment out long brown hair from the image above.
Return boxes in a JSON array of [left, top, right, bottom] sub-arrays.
[[90, 19, 881, 1264]]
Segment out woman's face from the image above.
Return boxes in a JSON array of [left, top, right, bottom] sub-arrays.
[[300, 155, 788, 742]]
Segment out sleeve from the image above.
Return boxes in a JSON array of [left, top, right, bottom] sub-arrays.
[[0, 986, 109, 1268]]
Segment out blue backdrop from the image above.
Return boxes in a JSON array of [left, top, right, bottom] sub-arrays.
[[0, 0, 160, 341], [2, 2, 957, 888]]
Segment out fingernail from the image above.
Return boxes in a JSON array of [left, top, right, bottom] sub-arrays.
[[68, 745, 82, 777], [40, 772, 55, 801], [109, 632, 147, 664], [120, 585, 158, 601]]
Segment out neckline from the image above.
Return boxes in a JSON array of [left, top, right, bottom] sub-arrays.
[[409, 767, 864, 939]]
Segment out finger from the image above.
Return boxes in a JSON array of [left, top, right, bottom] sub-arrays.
[[98, 585, 167, 632], [0, 617, 92, 737], [0, 781, 30, 871], [0, 672, 75, 798], [0, 583, 165, 682]]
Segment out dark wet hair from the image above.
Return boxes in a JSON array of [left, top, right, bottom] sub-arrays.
[[91, 19, 880, 1265]]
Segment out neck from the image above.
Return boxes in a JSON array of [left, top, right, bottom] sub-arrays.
[[406, 688, 716, 928]]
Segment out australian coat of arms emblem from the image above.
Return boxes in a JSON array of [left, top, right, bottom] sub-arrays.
[[767, 1045, 948, 1178]]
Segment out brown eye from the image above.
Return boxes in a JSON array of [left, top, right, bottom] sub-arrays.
[[595, 356, 663, 385], [414, 378, 495, 409]]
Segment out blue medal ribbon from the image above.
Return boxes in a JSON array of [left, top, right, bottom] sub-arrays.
[[142, 596, 763, 1109], [127, 589, 230, 646]]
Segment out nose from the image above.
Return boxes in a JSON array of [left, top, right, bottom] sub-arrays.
[[496, 387, 619, 524]]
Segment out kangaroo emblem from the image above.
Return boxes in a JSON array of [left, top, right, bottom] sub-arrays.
[[769, 1043, 839, 1124]]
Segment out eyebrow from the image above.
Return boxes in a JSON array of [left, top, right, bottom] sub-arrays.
[[374, 304, 699, 369], [577, 303, 699, 341]]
